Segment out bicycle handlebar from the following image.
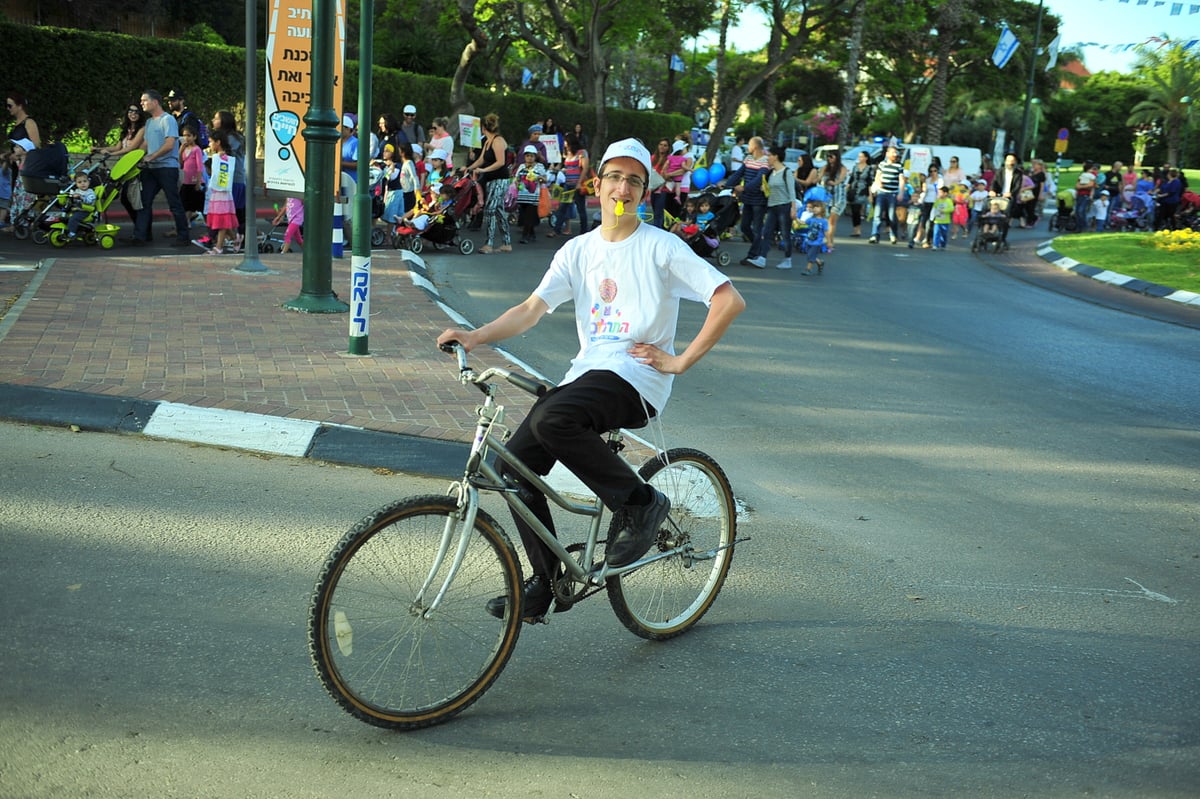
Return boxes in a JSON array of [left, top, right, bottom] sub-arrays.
[[439, 341, 551, 397]]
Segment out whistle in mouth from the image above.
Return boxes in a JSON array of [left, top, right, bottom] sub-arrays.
[[615, 200, 625, 217]]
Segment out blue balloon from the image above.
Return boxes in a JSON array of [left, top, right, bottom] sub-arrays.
[[709, 162, 726, 183], [691, 166, 709, 190]]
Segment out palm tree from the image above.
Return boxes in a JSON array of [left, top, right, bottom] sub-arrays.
[[1125, 42, 1200, 166]]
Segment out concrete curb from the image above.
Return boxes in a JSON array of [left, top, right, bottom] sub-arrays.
[[0, 381, 467, 479], [1035, 239, 1200, 307]]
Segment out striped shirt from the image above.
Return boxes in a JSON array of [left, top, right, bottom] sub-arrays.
[[877, 160, 904, 192]]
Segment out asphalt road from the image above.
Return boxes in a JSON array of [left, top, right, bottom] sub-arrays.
[[2, 222, 1198, 797]]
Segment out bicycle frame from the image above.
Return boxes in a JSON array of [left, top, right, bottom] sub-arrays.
[[415, 350, 684, 617]]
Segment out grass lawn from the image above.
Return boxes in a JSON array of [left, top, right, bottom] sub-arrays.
[[1048, 232, 1200, 294]]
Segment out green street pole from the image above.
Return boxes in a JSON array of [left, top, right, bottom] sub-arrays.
[[285, 0, 348, 313], [1030, 98, 1041, 160], [1182, 96, 1192, 170], [348, 0, 373, 355], [1017, 0, 1044, 162], [237, 0, 267, 273]]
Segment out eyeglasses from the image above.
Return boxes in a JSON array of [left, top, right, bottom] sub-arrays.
[[600, 172, 646, 191]]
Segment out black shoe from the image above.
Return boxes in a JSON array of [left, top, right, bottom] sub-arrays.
[[169, 239, 191, 247], [123, 237, 145, 247], [486, 574, 555, 621], [607, 488, 671, 567]]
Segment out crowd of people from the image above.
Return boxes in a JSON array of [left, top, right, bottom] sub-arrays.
[[4, 88, 1192, 256]]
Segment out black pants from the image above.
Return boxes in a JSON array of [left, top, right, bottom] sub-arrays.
[[498, 370, 653, 579]]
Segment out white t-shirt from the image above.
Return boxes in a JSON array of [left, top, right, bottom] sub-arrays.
[[534, 222, 730, 414]]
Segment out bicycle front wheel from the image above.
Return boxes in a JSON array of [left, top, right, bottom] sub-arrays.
[[309, 495, 524, 730], [607, 448, 737, 640]]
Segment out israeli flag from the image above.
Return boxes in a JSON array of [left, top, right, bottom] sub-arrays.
[[1045, 33, 1062, 71], [993, 25, 1020, 69]]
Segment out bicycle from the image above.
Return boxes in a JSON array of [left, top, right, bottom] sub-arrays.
[[308, 343, 743, 730]]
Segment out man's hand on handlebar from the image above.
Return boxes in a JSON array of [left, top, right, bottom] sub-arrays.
[[437, 328, 478, 353]]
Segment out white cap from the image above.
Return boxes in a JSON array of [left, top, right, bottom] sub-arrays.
[[341, 114, 355, 128], [599, 138, 652, 179], [412, 143, 423, 156], [403, 104, 416, 114], [9, 137, 36, 151], [671, 140, 687, 154], [523, 145, 538, 155], [429, 148, 448, 162]]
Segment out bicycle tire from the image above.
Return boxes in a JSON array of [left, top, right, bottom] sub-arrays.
[[309, 495, 524, 730], [607, 448, 736, 641]]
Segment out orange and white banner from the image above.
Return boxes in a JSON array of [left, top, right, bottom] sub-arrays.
[[264, 0, 346, 193]]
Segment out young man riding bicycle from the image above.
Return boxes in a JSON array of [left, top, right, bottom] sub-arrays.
[[438, 138, 745, 621]]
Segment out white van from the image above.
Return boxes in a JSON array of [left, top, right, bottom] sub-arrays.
[[870, 144, 983, 182], [903, 145, 982, 182]]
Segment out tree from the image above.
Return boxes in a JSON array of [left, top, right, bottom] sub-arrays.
[[838, 0, 866, 145], [1125, 41, 1200, 166], [856, 0, 1058, 143], [1049, 71, 1148, 166], [705, 0, 851, 164], [925, 0, 971, 144]]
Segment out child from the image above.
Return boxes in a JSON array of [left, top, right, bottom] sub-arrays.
[[669, 196, 698, 238], [969, 179, 990, 232], [376, 144, 406, 224], [799, 199, 828, 276], [203, 133, 238, 255], [272, 196, 305, 253], [1089, 189, 1111, 232], [65, 171, 97, 240], [951, 184, 970, 239], [401, 183, 456, 232], [513, 145, 547, 244], [423, 148, 450, 193], [695, 196, 715, 231], [979, 199, 1007, 238], [179, 125, 206, 227], [931, 185, 954, 249], [548, 162, 574, 237]]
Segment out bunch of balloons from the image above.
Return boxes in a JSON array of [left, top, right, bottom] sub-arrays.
[[688, 161, 727, 191]]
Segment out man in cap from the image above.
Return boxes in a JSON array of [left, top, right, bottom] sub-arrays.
[[165, 89, 207, 147], [438, 138, 745, 622], [399, 104, 425, 150]]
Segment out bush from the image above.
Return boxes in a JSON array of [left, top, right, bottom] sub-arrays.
[[0, 22, 690, 153]]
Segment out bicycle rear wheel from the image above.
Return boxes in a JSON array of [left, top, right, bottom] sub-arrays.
[[607, 448, 737, 640], [309, 495, 524, 729]]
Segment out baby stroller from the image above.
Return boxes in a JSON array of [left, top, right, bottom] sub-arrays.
[[10, 142, 73, 243], [1046, 190, 1076, 233], [390, 185, 474, 255], [449, 171, 484, 230], [1177, 191, 1200, 231], [687, 190, 739, 266], [684, 224, 726, 265], [391, 209, 473, 255], [256, 219, 290, 253], [971, 197, 1010, 252], [47, 149, 144, 249], [1129, 192, 1156, 231]]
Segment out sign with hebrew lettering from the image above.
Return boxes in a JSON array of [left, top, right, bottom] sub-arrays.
[[264, 0, 346, 192]]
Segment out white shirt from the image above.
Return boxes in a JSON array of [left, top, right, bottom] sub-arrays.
[[535, 223, 730, 414]]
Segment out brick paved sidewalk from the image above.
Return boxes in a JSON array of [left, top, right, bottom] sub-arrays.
[[0, 250, 533, 443]]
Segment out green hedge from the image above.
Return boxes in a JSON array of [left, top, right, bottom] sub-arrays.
[[0, 22, 689, 152]]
